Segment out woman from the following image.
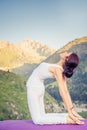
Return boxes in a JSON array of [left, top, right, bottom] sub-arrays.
[[26, 52, 84, 125]]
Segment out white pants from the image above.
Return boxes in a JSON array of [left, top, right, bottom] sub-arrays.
[[27, 84, 68, 125]]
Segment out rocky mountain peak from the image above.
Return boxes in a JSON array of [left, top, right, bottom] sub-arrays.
[[0, 39, 55, 71]]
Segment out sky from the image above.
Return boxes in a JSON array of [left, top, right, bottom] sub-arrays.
[[0, 0, 87, 50]]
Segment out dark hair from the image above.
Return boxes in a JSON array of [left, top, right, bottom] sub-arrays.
[[63, 53, 79, 78]]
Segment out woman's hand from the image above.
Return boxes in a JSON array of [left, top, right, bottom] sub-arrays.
[[70, 108, 84, 120], [68, 108, 85, 124]]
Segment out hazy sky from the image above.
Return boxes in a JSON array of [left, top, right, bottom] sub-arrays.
[[0, 0, 87, 49]]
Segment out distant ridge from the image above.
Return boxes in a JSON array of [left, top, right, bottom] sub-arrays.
[[0, 39, 55, 71], [57, 36, 87, 53], [44, 36, 87, 63]]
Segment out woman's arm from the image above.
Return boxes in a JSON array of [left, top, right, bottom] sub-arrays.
[[54, 68, 84, 124], [63, 75, 84, 120], [54, 68, 73, 111]]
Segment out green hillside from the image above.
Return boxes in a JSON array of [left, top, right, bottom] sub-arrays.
[[0, 70, 60, 120], [0, 70, 30, 120]]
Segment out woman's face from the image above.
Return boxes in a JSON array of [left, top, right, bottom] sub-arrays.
[[60, 52, 72, 61]]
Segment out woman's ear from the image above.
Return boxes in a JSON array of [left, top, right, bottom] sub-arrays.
[[66, 56, 69, 61]]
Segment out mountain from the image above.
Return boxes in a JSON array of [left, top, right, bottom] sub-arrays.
[[0, 39, 55, 71], [56, 36, 87, 53], [17, 39, 55, 57], [44, 36, 87, 63], [0, 40, 23, 69]]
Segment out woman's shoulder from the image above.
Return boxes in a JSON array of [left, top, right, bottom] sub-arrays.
[[40, 62, 49, 65], [38, 62, 47, 68]]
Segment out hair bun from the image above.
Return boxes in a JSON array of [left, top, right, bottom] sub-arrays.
[[63, 67, 73, 78], [63, 63, 74, 78]]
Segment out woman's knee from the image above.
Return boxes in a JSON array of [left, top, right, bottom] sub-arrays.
[[33, 116, 44, 125]]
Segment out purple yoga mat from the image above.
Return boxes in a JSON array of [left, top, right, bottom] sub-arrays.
[[0, 120, 87, 130]]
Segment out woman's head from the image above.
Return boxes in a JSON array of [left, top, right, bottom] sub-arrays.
[[60, 52, 79, 78]]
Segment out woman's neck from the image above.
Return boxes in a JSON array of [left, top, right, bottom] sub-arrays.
[[56, 59, 65, 67]]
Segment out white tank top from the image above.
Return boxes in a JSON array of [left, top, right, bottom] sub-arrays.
[[29, 62, 64, 80], [26, 62, 64, 88]]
